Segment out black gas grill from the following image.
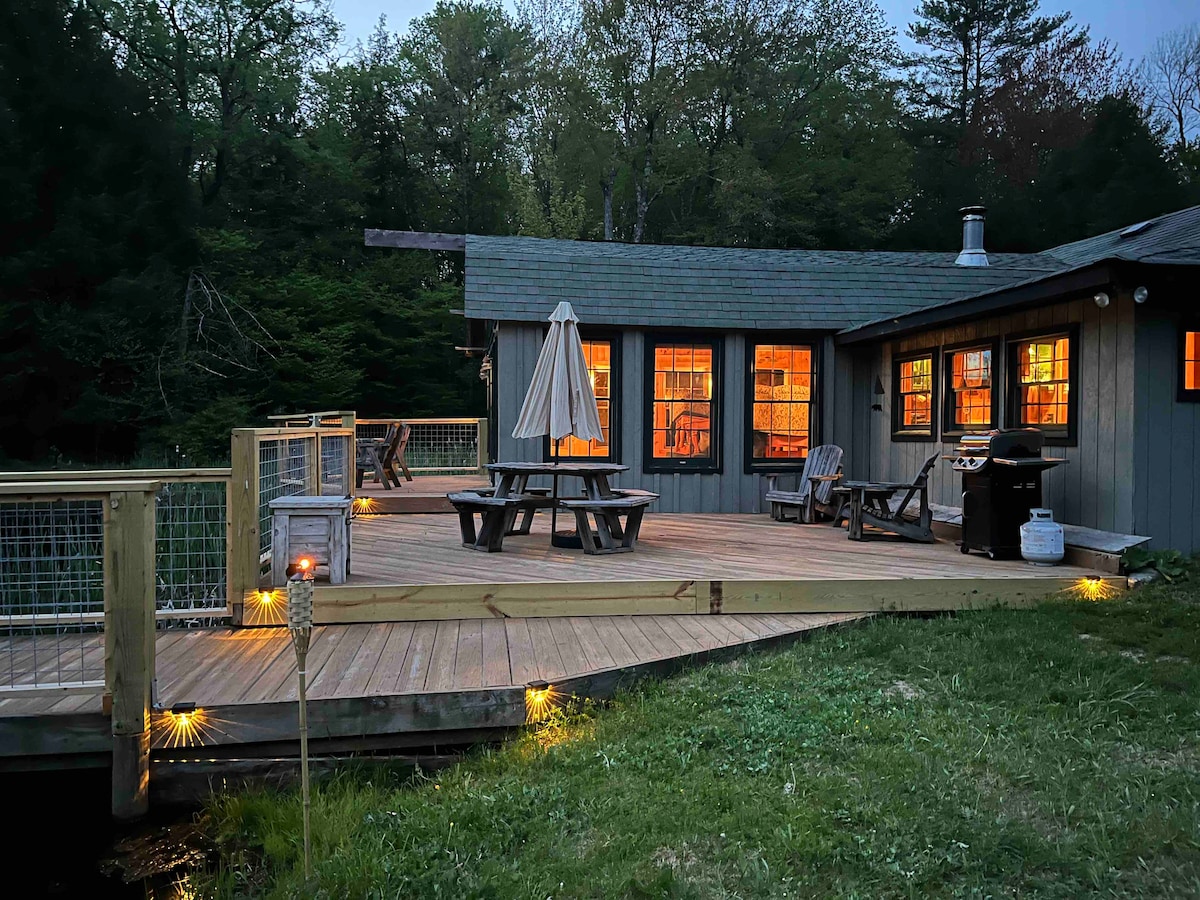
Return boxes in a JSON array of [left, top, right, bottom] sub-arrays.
[[950, 428, 1065, 559]]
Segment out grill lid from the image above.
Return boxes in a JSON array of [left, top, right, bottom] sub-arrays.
[[954, 427, 1044, 458]]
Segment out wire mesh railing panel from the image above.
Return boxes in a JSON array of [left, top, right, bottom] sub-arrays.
[[155, 482, 227, 617], [406, 421, 481, 474], [257, 436, 315, 556], [356, 420, 390, 441], [319, 434, 352, 497], [0, 500, 105, 689]]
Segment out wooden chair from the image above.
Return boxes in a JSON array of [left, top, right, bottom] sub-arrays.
[[841, 453, 941, 542], [764, 444, 844, 523], [356, 424, 399, 490], [381, 423, 412, 484]]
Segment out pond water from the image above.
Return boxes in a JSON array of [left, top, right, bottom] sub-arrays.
[[0, 769, 207, 898]]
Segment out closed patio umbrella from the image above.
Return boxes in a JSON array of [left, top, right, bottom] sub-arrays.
[[512, 301, 605, 545]]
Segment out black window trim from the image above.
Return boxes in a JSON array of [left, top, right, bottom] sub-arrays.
[[643, 333, 723, 474], [541, 330, 622, 463], [892, 348, 938, 442], [743, 334, 821, 474], [1005, 325, 1079, 446], [1180, 317, 1200, 403], [941, 338, 1001, 441]]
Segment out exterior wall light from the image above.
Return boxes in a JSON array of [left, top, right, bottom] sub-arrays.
[[1134, 286, 1149, 304], [1093, 292, 1110, 308]]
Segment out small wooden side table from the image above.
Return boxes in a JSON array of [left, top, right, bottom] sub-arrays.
[[269, 496, 352, 585]]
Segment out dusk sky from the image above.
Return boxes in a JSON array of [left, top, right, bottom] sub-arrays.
[[329, 0, 1196, 63]]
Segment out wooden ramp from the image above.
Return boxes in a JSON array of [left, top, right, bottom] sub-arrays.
[[0, 612, 868, 763]]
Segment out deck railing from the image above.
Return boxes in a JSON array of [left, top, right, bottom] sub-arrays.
[[228, 425, 355, 625], [268, 410, 489, 476], [0, 469, 233, 628], [0, 479, 159, 816]]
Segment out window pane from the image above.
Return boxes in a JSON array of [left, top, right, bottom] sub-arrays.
[[750, 343, 812, 460], [1186, 332, 1199, 391], [948, 347, 992, 428], [896, 354, 934, 431], [1016, 336, 1070, 430], [561, 339, 612, 458], [652, 342, 715, 459]]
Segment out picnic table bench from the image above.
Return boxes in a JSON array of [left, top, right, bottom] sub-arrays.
[[559, 493, 656, 554], [448, 491, 555, 552], [449, 464, 659, 553]]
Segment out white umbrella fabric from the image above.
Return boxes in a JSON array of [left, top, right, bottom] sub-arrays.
[[511, 301, 604, 543], [512, 301, 604, 443]]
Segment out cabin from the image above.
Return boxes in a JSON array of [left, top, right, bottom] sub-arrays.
[[461, 205, 1200, 552]]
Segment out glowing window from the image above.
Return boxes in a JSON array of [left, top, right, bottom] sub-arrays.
[[649, 342, 716, 464], [947, 347, 993, 429], [750, 344, 813, 462], [895, 354, 934, 434], [559, 339, 613, 458], [1014, 335, 1071, 434], [1185, 330, 1198, 395]]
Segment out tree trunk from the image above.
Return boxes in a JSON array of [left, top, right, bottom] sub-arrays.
[[602, 167, 615, 240]]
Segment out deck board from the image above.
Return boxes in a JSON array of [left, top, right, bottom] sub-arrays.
[[0, 611, 871, 722], [346, 512, 1103, 587]]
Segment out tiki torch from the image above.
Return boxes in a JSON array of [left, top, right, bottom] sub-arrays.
[[287, 558, 315, 879]]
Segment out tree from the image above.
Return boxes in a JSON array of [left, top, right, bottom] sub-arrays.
[[0, 1, 194, 462], [972, 30, 1143, 186], [399, 1, 532, 235], [84, 0, 339, 206], [582, 0, 700, 242], [1141, 24, 1200, 152], [906, 0, 1074, 134]]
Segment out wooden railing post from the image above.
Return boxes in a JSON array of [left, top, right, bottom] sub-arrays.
[[306, 430, 321, 495], [104, 487, 157, 821], [229, 429, 260, 626], [477, 417, 490, 476]]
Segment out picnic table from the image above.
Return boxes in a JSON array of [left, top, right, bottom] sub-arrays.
[[487, 461, 629, 500], [448, 462, 658, 554]]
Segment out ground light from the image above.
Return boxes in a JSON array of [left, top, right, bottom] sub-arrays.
[[352, 496, 376, 514], [246, 589, 284, 626], [525, 680, 561, 724], [158, 703, 206, 749], [1070, 576, 1119, 602]]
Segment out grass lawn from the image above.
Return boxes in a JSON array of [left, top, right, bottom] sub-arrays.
[[204, 568, 1200, 898]]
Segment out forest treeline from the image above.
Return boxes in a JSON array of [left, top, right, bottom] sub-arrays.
[[2, 0, 1199, 464]]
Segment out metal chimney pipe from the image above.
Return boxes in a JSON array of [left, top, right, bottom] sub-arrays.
[[955, 205, 988, 267]]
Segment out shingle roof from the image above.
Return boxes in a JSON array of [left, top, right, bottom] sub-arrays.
[[838, 205, 1200, 340], [1044, 204, 1200, 267], [464, 236, 1063, 330]]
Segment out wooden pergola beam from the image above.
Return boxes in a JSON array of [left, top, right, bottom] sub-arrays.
[[364, 229, 465, 251]]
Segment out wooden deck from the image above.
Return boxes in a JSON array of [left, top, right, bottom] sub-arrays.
[[0, 612, 867, 761], [349, 511, 1105, 584], [270, 512, 1125, 624], [355, 474, 482, 513]]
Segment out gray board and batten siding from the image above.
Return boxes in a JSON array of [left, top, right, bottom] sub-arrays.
[[857, 294, 1140, 538], [495, 324, 842, 514], [1134, 304, 1200, 554]]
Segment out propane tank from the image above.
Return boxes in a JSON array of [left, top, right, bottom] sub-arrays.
[[1020, 508, 1064, 565]]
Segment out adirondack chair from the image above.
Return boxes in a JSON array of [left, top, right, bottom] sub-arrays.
[[839, 452, 941, 542], [764, 444, 844, 523], [356, 423, 400, 490], [381, 423, 413, 483]]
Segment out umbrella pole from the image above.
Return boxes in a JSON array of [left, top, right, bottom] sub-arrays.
[[551, 437, 559, 538]]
